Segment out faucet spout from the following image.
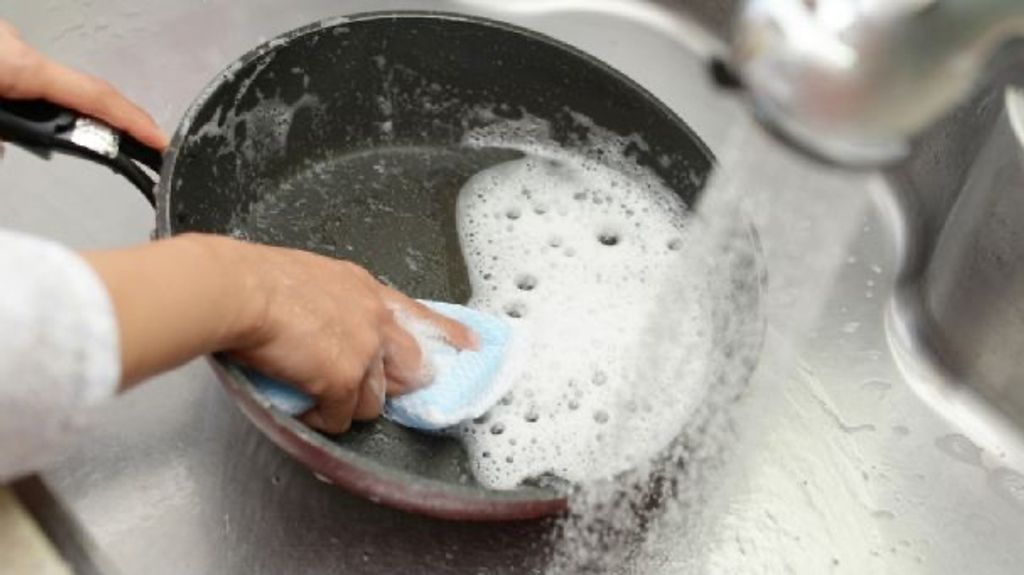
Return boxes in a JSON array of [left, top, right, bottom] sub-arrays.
[[730, 0, 1024, 166]]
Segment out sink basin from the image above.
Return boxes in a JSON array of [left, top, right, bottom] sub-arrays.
[[2, 0, 1023, 573], [889, 77, 1024, 466]]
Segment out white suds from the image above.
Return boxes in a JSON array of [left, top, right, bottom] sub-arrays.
[[449, 115, 720, 490]]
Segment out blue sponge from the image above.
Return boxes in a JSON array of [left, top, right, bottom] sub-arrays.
[[244, 301, 514, 431]]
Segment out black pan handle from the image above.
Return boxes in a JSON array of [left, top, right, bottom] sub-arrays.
[[0, 98, 162, 207]]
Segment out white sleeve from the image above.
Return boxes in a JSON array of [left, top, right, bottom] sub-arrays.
[[0, 228, 121, 481]]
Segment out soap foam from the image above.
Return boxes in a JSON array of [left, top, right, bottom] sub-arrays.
[[450, 115, 720, 490]]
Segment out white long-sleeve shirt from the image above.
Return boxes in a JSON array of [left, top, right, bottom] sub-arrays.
[[0, 228, 120, 481]]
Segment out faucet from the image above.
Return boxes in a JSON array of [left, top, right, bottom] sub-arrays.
[[728, 0, 1024, 167], [464, 0, 1024, 165], [729, 0, 1024, 451]]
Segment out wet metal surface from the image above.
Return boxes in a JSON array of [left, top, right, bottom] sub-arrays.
[[3, 1, 1024, 574]]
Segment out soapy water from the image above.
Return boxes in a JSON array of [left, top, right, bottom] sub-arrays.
[[449, 115, 765, 572], [449, 120, 722, 490], [547, 118, 875, 574], [473, 111, 881, 574]]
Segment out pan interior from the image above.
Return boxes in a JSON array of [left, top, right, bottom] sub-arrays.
[[165, 14, 731, 498]]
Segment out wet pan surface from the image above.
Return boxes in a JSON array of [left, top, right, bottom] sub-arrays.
[[157, 12, 717, 520]]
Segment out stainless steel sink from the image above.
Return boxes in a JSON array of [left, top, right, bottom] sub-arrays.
[[3, 1, 1024, 573], [889, 78, 1024, 466]]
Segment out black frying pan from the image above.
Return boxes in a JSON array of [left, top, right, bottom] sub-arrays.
[[0, 12, 718, 521]]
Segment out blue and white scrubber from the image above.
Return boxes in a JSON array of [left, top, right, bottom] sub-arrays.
[[246, 300, 514, 431]]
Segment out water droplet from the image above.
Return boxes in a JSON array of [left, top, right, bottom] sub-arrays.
[[594, 410, 610, 424], [568, 399, 580, 411], [506, 208, 521, 220], [935, 433, 983, 467], [667, 238, 683, 251], [871, 509, 895, 521], [598, 232, 620, 246], [862, 379, 892, 392], [524, 409, 540, 423], [490, 423, 505, 435], [548, 236, 563, 248]]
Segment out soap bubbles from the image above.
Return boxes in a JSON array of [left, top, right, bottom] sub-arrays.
[[452, 114, 721, 491]]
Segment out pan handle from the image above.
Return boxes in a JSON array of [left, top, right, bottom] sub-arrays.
[[0, 98, 162, 207]]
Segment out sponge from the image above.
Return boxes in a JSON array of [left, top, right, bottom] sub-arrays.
[[244, 301, 514, 431]]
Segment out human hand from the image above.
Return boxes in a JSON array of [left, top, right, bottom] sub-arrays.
[[0, 20, 168, 149], [228, 241, 478, 433], [85, 234, 477, 434]]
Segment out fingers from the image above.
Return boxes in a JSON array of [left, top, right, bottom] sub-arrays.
[[299, 341, 374, 433], [35, 58, 169, 150], [352, 355, 385, 421], [236, 255, 483, 435], [0, 21, 166, 149], [301, 385, 358, 435], [379, 286, 479, 350], [386, 379, 405, 397], [381, 320, 428, 392], [305, 346, 385, 432]]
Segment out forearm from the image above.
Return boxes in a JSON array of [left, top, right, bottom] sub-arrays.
[[81, 234, 263, 389]]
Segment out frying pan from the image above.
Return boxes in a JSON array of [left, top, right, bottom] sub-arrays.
[[0, 12, 721, 521]]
